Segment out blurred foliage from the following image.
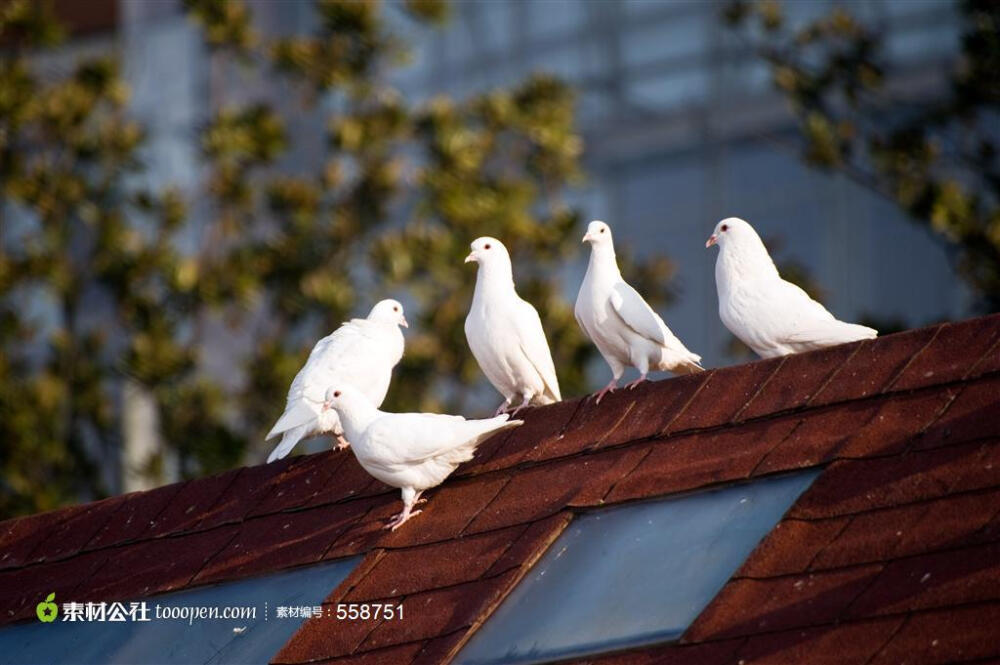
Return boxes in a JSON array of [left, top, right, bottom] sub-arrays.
[[725, 0, 1000, 311], [0, 0, 673, 518]]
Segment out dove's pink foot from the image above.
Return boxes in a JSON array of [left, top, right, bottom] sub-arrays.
[[626, 374, 648, 390], [594, 380, 618, 404], [385, 507, 422, 531], [494, 401, 511, 416], [334, 434, 350, 451], [508, 395, 532, 417]]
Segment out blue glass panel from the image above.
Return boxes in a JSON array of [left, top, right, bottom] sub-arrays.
[[0, 556, 359, 665], [456, 471, 819, 665]]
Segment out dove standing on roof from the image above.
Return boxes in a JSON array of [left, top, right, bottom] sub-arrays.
[[464, 237, 561, 415], [706, 217, 877, 358], [576, 220, 704, 403], [265, 299, 407, 463], [323, 385, 522, 530]]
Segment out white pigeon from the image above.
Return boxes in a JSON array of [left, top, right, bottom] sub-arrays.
[[323, 385, 523, 530], [464, 237, 561, 415], [576, 220, 704, 403], [265, 299, 407, 463], [706, 217, 878, 358]]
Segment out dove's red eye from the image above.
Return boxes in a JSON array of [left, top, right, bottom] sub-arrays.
[[393, 306, 399, 312], [484, 243, 491, 250], [600, 228, 605, 233], [333, 391, 341, 398], [721, 224, 729, 232]]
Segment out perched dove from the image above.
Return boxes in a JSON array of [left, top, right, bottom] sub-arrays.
[[464, 237, 561, 415], [265, 299, 407, 463], [576, 221, 704, 403], [323, 385, 523, 530], [707, 217, 877, 358]]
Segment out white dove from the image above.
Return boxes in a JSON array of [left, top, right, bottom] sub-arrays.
[[576, 220, 704, 403], [323, 385, 523, 530], [706, 217, 877, 358], [265, 299, 407, 463], [464, 237, 561, 415]]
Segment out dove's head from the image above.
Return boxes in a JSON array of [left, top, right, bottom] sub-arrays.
[[582, 220, 613, 248], [367, 299, 408, 328], [706, 217, 757, 250], [464, 237, 511, 266], [322, 385, 377, 436]]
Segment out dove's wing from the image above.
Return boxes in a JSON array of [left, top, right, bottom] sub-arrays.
[[267, 319, 393, 440], [362, 413, 516, 466], [609, 281, 669, 346], [514, 299, 561, 402]]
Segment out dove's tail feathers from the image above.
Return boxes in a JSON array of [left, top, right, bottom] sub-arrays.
[[786, 321, 878, 351], [656, 349, 705, 375], [266, 400, 319, 440], [266, 423, 311, 463], [533, 392, 559, 406]]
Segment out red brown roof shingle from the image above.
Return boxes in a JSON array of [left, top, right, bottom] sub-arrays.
[[1, 313, 998, 665]]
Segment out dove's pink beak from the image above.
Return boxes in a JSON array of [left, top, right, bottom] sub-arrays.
[[582, 232, 594, 243], [705, 234, 718, 248], [322, 400, 332, 412], [464, 252, 476, 263], [401, 316, 409, 328]]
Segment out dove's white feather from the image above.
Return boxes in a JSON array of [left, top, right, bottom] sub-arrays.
[[265, 300, 406, 463], [576, 221, 703, 385], [709, 217, 877, 359], [327, 386, 522, 528], [465, 237, 561, 409]]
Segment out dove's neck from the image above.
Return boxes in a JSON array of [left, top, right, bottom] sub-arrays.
[[335, 399, 379, 444], [473, 260, 516, 304], [717, 237, 780, 295], [586, 243, 622, 284]]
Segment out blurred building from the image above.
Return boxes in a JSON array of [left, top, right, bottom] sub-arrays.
[[25, 0, 970, 491]]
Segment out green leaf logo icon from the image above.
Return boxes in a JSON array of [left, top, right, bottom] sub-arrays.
[[36, 593, 58, 623]]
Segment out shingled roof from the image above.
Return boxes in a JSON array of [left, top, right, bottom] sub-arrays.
[[2, 313, 999, 664]]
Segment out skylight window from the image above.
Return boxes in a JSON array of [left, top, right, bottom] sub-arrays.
[[456, 471, 819, 665], [0, 556, 359, 665]]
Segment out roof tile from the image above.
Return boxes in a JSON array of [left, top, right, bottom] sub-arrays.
[[736, 517, 850, 578], [144, 467, 241, 538], [607, 416, 799, 504], [306, 457, 388, 509], [668, 356, 784, 431], [0, 506, 83, 570], [752, 400, 882, 475], [0, 549, 109, 622], [79, 525, 239, 601], [375, 475, 512, 550], [847, 542, 1000, 618], [193, 457, 299, 530], [734, 616, 903, 665], [738, 342, 861, 421], [24, 495, 126, 563], [918, 375, 1000, 450], [789, 440, 1000, 519], [273, 604, 382, 663], [811, 325, 941, 407], [86, 481, 189, 550], [811, 487, 1000, 570], [461, 398, 581, 473], [409, 629, 467, 665], [463, 446, 646, 534], [194, 501, 371, 585], [556, 372, 708, 453], [584, 639, 745, 665], [684, 564, 883, 641], [868, 602, 1000, 665], [249, 452, 347, 516], [890, 314, 1000, 391], [345, 524, 528, 600], [484, 512, 571, 577], [837, 389, 956, 458], [357, 569, 519, 652], [307, 641, 425, 665]]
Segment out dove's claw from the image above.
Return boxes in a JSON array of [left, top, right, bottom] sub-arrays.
[[385, 509, 422, 531], [494, 402, 511, 417], [334, 435, 350, 451], [626, 374, 648, 390], [594, 380, 618, 404]]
